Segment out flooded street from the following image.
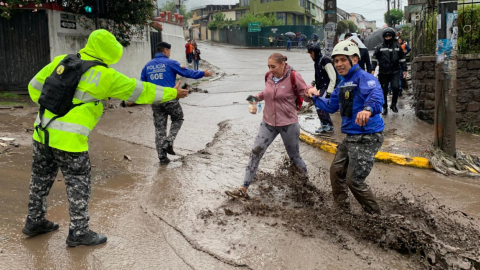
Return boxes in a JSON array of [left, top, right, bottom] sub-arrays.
[[1, 42, 480, 269]]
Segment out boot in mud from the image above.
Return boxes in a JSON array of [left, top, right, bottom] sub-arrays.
[[22, 217, 59, 237], [225, 187, 250, 200], [66, 229, 107, 247]]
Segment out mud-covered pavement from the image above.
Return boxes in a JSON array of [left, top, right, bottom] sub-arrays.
[[1, 42, 480, 269]]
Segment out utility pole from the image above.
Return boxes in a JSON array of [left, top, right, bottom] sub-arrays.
[[323, 0, 337, 56], [387, 0, 390, 26], [434, 0, 458, 156]]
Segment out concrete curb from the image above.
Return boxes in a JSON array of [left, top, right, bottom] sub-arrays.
[[299, 131, 433, 169]]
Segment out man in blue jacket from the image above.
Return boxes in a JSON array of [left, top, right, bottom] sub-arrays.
[[141, 42, 213, 164], [307, 41, 384, 214]]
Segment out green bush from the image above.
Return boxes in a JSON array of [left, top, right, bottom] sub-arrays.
[[238, 12, 282, 29]]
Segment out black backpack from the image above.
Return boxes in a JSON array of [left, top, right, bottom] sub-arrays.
[[36, 53, 107, 152]]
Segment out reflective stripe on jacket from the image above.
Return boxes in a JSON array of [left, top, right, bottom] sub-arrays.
[[29, 30, 178, 152]]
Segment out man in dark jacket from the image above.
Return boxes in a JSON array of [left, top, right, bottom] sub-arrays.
[[347, 36, 372, 73], [307, 42, 337, 133], [141, 42, 213, 164], [371, 27, 407, 115], [307, 40, 385, 215]]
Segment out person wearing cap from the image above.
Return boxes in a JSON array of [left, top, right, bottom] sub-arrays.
[[307, 40, 385, 215], [141, 42, 214, 165], [23, 30, 189, 247], [371, 27, 407, 115]]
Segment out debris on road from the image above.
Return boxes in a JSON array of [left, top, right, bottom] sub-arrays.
[[430, 148, 480, 177], [124, 155, 132, 161]]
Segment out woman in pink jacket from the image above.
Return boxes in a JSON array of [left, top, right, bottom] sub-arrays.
[[226, 53, 311, 199]]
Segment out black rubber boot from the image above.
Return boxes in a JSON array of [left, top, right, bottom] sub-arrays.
[[66, 229, 107, 247], [390, 104, 398, 113], [382, 105, 388, 115], [159, 157, 170, 165], [22, 217, 59, 237], [165, 145, 176, 155]]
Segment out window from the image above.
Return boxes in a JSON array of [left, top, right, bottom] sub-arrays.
[[240, 0, 250, 6], [236, 10, 246, 20], [291, 13, 296, 25], [276, 12, 286, 25], [298, 15, 304, 25], [299, 0, 306, 8]]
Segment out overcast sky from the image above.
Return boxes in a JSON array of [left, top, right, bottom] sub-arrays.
[[337, 0, 408, 28]]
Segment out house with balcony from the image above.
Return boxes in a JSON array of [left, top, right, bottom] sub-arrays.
[[189, 4, 237, 40], [235, 0, 324, 25]]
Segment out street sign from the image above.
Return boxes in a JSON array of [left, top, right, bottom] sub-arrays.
[[248, 27, 261, 32], [248, 22, 260, 27]]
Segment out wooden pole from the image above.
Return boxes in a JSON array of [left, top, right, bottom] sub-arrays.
[[434, 0, 458, 156]]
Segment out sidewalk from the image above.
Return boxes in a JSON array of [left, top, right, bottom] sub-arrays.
[[298, 93, 480, 170]]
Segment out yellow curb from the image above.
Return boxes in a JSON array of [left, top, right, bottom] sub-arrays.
[[300, 131, 433, 169]]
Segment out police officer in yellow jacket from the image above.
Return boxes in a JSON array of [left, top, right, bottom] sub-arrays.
[[22, 29, 189, 247]]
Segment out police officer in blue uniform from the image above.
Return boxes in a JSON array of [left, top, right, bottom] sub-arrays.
[[308, 41, 385, 214], [141, 42, 213, 164]]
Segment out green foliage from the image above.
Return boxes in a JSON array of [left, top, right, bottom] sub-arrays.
[[161, 0, 192, 26], [384, 9, 403, 26], [208, 12, 232, 30], [0, 0, 42, 19], [0, 92, 19, 98], [1, 1, 155, 47], [336, 20, 357, 35], [238, 12, 282, 29], [457, 3, 480, 54], [399, 24, 413, 42], [347, 20, 358, 33]]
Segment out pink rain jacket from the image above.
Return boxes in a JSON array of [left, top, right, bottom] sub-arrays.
[[258, 64, 311, 127]]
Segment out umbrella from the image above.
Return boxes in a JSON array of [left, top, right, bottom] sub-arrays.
[[364, 29, 384, 50], [284, 32, 296, 37]]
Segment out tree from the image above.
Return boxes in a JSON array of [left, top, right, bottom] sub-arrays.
[[384, 8, 404, 26], [336, 20, 357, 35], [208, 12, 233, 30], [347, 20, 358, 33], [238, 12, 282, 29], [1, 1, 156, 47], [160, 0, 192, 26]]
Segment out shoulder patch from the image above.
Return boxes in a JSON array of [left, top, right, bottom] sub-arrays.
[[367, 80, 376, 88]]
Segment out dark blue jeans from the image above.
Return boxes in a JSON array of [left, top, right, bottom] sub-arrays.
[[194, 59, 199, 70]]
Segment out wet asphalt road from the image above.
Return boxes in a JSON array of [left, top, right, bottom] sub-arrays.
[[1, 41, 480, 269]]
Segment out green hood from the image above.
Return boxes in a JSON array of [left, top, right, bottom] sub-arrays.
[[79, 29, 123, 65]]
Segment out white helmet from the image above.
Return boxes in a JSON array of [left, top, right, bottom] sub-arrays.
[[332, 40, 360, 58]]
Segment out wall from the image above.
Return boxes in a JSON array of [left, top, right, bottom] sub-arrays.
[[222, 10, 236, 21], [47, 10, 151, 79], [161, 22, 187, 67], [412, 55, 480, 129]]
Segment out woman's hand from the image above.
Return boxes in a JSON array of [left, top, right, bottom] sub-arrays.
[[307, 87, 319, 98]]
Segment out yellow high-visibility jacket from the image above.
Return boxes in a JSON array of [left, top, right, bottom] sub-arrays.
[[28, 29, 178, 152]]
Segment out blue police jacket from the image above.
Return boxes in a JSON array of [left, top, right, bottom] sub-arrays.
[[312, 64, 385, 135], [141, 53, 205, 87]]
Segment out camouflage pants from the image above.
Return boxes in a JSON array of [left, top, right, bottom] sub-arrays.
[[152, 99, 184, 161], [330, 132, 384, 214], [28, 140, 92, 236]]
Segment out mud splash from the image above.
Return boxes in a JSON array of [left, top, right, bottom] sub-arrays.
[[217, 160, 480, 269]]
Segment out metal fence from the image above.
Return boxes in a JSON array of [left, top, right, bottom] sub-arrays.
[[412, 0, 480, 57], [214, 25, 324, 48]]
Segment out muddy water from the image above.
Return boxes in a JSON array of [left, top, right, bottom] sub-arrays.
[[1, 42, 480, 269]]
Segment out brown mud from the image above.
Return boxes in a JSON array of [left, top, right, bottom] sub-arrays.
[[215, 160, 480, 269]]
